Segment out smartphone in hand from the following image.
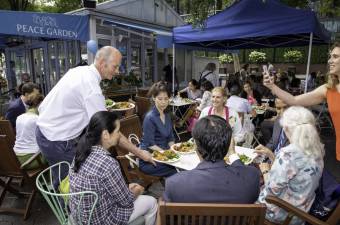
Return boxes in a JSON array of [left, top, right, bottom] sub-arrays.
[[262, 65, 268, 74]]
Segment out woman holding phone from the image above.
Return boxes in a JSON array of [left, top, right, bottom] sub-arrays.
[[263, 42, 340, 161]]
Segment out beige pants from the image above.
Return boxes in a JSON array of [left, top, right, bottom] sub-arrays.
[[128, 195, 158, 225]]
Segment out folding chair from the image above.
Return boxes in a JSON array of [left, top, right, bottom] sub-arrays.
[[312, 102, 334, 131]]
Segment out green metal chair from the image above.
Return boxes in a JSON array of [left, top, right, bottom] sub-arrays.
[[36, 161, 98, 225]]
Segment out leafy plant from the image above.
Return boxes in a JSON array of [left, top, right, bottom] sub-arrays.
[[248, 51, 267, 64], [283, 50, 303, 63], [218, 54, 233, 64]]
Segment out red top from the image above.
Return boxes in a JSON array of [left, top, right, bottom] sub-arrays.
[[326, 89, 340, 161]]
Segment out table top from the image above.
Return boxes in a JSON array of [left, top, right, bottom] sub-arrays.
[[169, 98, 197, 107], [159, 146, 255, 171]]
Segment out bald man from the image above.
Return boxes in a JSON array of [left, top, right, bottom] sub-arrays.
[[36, 46, 154, 182]]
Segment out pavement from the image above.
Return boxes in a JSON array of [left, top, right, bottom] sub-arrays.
[[0, 130, 339, 225]]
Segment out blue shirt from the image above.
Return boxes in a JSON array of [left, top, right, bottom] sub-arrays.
[[140, 106, 175, 151]]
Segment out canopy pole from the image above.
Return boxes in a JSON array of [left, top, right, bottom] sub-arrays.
[[305, 32, 313, 93], [172, 43, 175, 96]]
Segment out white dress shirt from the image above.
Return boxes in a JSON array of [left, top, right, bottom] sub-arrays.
[[37, 65, 106, 141], [227, 95, 252, 113], [14, 112, 40, 154]]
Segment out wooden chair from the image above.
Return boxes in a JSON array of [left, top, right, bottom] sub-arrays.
[[0, 120, 16, 146], [0, 132, 45, 220], [135, 96, 151, 122], [115, 115, 160, 188], [265, 196, 340, 225], [156, 198, 267, 225]]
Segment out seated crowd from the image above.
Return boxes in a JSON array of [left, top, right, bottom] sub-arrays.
[[3, 46, 337, 225]]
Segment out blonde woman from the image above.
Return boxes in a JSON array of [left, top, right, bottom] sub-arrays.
[[199, 87, 243, 143], [263, 42, 340, 161], [257, 106, 324, 225]]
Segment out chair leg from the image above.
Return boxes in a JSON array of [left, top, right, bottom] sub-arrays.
[[23, 189, 36, 220]]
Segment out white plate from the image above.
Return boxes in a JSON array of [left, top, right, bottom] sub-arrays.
[[235, 146, 257, 165], [111, 102, 135, 111], [171, 143, 196, 154], [152, 157, 181, 164]]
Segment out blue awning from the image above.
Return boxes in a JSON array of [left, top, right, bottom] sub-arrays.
[[0, 10, 89, 42], [173, 0, 331, 50]]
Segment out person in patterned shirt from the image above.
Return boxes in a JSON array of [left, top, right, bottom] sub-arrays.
[[69, 111, 157, 225], [257, 106, 324, 225]]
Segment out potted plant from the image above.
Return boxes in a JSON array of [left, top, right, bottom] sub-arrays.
[[218, 54, 233, 74], [283, 50, 303, 63], [248, 51, 267, 64]]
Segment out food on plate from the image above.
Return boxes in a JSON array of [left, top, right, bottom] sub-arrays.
[[238, 154, 252, 164], [173, 141, 195, 152], [105, 99, 114, 108], [112, 102, 131, 109], [152, 150, 180, 162]]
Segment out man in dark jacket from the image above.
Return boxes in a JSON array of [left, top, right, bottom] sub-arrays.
[[5, 82, 40, 129], [163, 115, 260, 203]]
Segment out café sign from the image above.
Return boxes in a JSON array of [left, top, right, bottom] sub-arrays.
[[0, 10, 89, 41], [16, 14, 78, 39]]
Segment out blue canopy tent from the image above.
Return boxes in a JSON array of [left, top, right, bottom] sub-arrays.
[[172, 0, 331, 93]]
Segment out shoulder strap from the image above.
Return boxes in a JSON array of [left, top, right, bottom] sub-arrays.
[[200, 71, 213, 82], [208, 107, 213, 115], [224, 106, 229, 122]]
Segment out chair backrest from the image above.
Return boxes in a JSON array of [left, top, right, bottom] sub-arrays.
[[36, 162, 98, 225], [0, 133, 24, 177], [157, 198, 266, 225], [0, 120, 16, 147], [135, 96, 151, 121], [119, 115, 143, 140]]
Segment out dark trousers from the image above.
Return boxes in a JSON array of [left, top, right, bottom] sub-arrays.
[[36, 126, 77, 187], [139, 156, 177, 177]]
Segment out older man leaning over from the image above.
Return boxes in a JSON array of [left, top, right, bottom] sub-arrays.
[[36, 46, 154, 182]]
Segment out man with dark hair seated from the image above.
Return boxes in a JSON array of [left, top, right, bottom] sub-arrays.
[[163, 115, 260, 203], [5, 82, 40, 129]]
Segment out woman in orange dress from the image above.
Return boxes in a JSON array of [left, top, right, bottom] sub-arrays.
[[263, 42, 340, 161]]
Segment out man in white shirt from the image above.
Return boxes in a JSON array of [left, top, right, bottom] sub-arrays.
[[36, 46, 154, 181]]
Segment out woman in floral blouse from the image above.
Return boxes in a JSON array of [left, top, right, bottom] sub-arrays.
[[257, 106, 324, 225]]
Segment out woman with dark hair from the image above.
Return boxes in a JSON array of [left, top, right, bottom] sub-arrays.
[[241, 81, 262, 105], [178, 79, 202, 100], [69, 111, 157, 225], [14, 93, 46, 169], [139, 81, 177, 177]]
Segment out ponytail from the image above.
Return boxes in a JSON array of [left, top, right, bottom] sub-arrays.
[[72, 111, 118, 173]]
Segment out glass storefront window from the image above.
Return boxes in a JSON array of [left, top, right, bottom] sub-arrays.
[[67, 41, 77, 68], [98, 38, 111, 49], [130, 42, 141, 83], [116, 36, 128, 75], [57, 41, 66, 77], [48, 42, 58, 88], [145, 43, 154, 84]]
